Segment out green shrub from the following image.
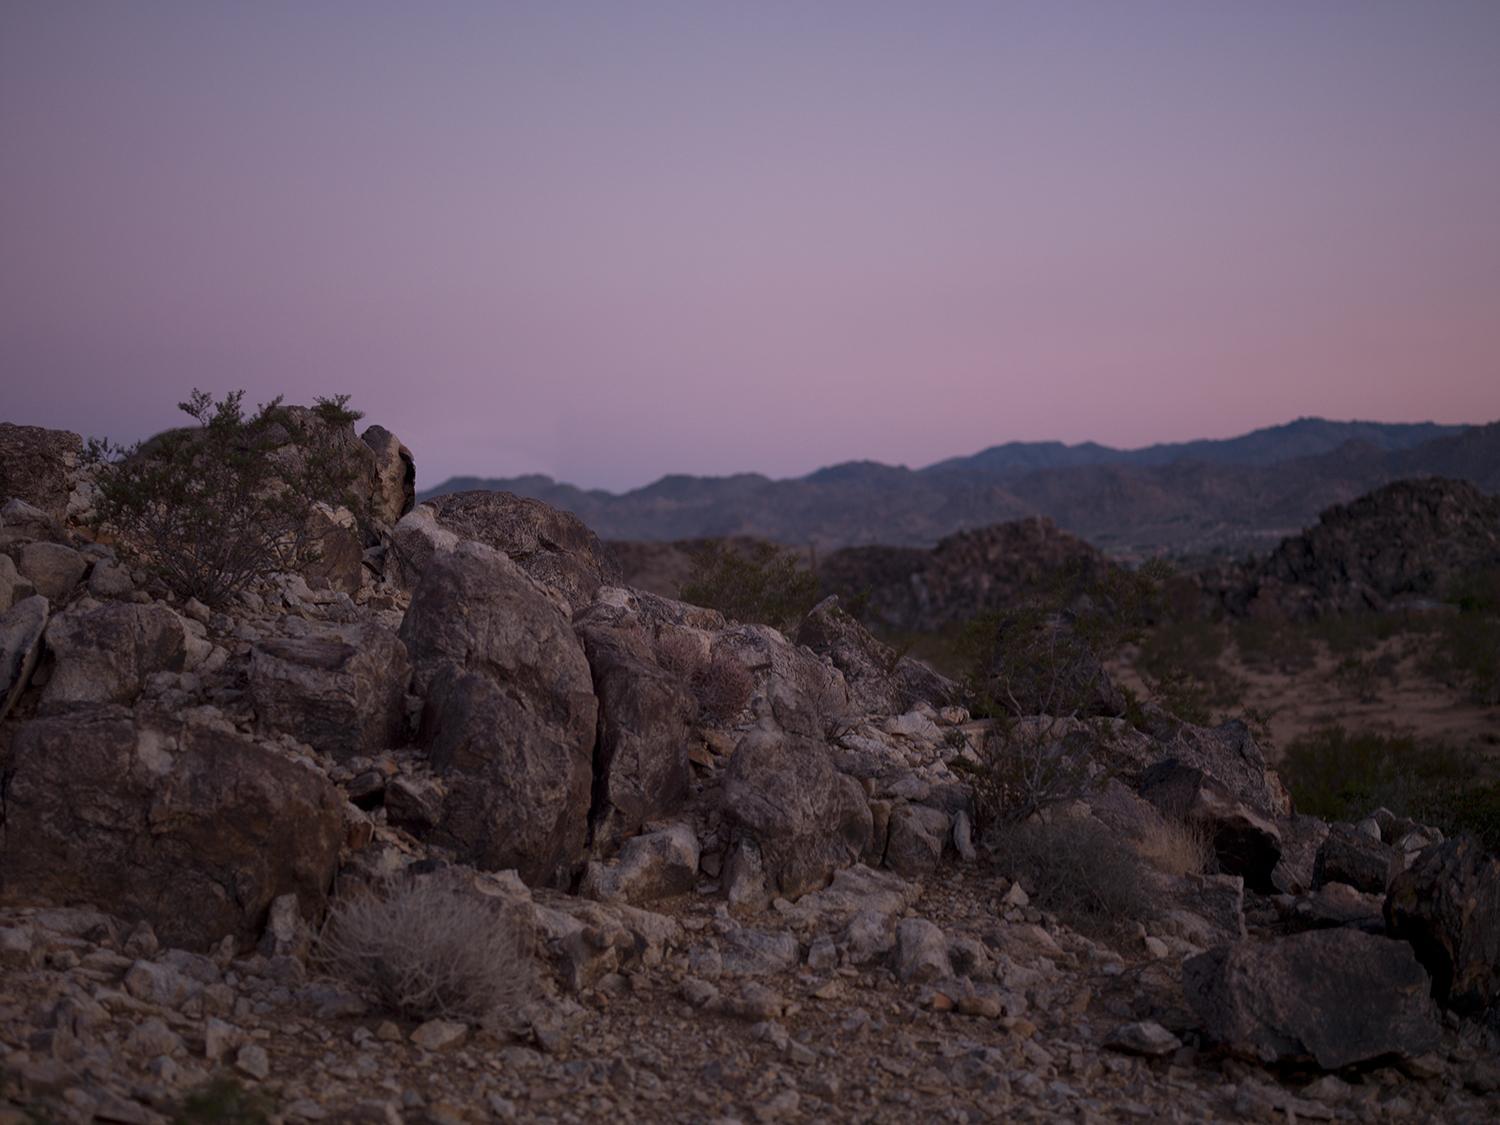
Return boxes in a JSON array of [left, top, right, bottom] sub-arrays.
[[173, 1078, 273, 1124], [989, 818, 1156, 936], [1279, 726, 1500, 852], [85, 390, 366, 606], [680, 540, 819, 631]]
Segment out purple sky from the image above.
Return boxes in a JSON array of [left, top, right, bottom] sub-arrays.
[[3, 1, 1498, 490]]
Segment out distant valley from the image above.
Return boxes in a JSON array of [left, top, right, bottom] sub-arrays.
[[420, 417, 1499, 557]]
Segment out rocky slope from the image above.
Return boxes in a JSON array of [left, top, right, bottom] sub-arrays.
[[421, 420, 1499, 555], [1, 413, 1498, 1123]]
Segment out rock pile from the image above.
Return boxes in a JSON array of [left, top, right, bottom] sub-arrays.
[[1, 413, 1497, 1123]]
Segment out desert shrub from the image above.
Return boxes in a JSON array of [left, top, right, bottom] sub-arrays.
[[173, 1078, 273, 1124], [1332, 651, 1400, 702], [85, 390, 367, 606], [680, 540, 818, 631], [1135, 818, 1213, 878], [1423, 611, 1500, 706], [1279, 726, 1500, 852], [692, 653, 754, 723], [990, 818, 1156, 935], [1131, 619, 1246, 724], [318, 878, 534, 1023], [654, 631, 706, 681], [954, 718, 1108, 829], [1232, 617, 1317, 673]]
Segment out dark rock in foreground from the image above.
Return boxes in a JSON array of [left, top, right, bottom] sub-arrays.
[[1385, 836, 1500, 1015]]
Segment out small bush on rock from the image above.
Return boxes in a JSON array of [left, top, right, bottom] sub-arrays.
[[692, 652, 754, 723], [1136, 818, 1214, 877], [84, 389, 366, 606], [990, 818, 1156, 935], [318, 878, 534, 1023], [680, 540, 818, 631]]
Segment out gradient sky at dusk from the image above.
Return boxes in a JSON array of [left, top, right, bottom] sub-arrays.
[[3, 1, 1498, 489]]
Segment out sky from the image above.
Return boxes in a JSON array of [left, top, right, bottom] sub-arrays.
[[3, 1, 1498, 491]]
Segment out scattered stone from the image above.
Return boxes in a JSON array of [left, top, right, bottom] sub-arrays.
[[1104, 1021, 1181, 1058], [410, 1020, 469, 1052]]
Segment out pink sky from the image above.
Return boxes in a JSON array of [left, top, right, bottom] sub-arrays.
[[3, 1, 1498, 489]]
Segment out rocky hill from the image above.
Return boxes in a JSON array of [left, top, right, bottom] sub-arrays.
[[422, 419, 1499, 555], [1, 412, 1498, 1122], [1210, 478, 1500, 619]]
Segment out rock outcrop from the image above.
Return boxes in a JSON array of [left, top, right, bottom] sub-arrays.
[[1385, 836, 1500, 1015], [40, 602, 187, 711], [0, 423, 83, 519], [0, 708, 344, 950], [399, 541, 598, 885]]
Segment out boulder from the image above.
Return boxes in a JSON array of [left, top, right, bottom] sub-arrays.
[[0, 553, 36, 610], [714, 624, 852, 738], [575, 623, 696, 850], [300, 505, 365, 594], [421, 490, 620, 613], [359, 425, 416, 527], [40, 602, 186, 711], [399, 541, 597, 886], [0, 423, 82, 519], [0, 595, 48, 723], [1184, 929, 1440, 1069], [882, 803, 950, 879], [1271, 814, 1331, 895], [15, 542, 87, 602], [795, 596, 956, 715], [1138, 760, 1281, 891], [1314, 823, 1396, 895], [249, 622, 411, 759], [0, 708, 344, 950], [1385, 836, 1500, 1015], [579, 825, 700, 906], [893, 918, 952, 984], [721, 720, 872, 899]]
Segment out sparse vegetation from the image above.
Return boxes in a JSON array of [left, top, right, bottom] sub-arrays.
[[84, 390, 367, 606], [318, 878, 535, 1024], [954, 718, 1104, 830], [1135, 818, 1214, 878], [680, 540, 819, 632], [173, 1078, 273, 1125], [654, 632, 754, 722], [1279, 726, 1500, 853], [990, 818, 1156, 936]]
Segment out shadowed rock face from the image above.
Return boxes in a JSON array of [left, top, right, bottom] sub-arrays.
[[423, 490, 620, 613], [1184, 929, 1440, 1069], [399, 541, 598, 886], [1385, 836, 1500, 1016], [0, 424, 82, 520], [0, 708, 345, 951], [40, 602, 187, 712]]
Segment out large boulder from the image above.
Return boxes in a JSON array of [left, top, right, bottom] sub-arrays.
[[1138, 760, 1281, 891], [1314, 823, 1396, 895], [1184, 929, 1440, 1069], [399, 541, 598, 886], [0, 595, 47, 723], [360, 425, 416, 527], [795, 596, 956, 716], [575, 622, 696, 851], [0, 423, 82, 519], [420, 491, 620, 613], [0, 708, 345, 950], [721, 721, 873, 899], [40, 602, 187, 711], [15, 542, 88, 602], [714, 624, 852, 738], [249, 622, 411, 760], [1385, 836, 1500, 1015]]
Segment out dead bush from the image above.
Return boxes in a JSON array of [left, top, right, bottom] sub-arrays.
[[692, 653, 754, 724], [654, 631, 706, 682], [1135, 818, 1213, 878], [318, 878, 534, 1024], [990, 818, 1156, 936]]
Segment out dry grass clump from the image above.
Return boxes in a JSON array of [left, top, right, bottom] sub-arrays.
[[990, 818, 1156, 936], [318, 878, 534, 1023], [1135, 818, 1214, 877], [654, 631, 706, 682]]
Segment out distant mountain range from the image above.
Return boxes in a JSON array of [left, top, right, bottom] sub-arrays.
[[420, 418, 1500, 556]]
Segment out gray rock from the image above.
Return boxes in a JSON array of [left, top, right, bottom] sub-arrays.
[[1138, 760, 1281, 891], [387, 506, 461, 591], [17, 541, 87, 602], [0, 423, 83, 518], [882, 803, 949, 878], [86, 561, 135, 599], [0, 708, 344, 950], [0, 595, 47, 723], [1105, 1021, 1182, 1057], [384, 776, 444, 833], [1184, 929, 1440, 1069], [713, 624, 853, 738], [575, 623, 696, 849], [0, 552, 36, 610], [1314, 823, 1396, 895], [360, 425, 416, 528], [400, 541, 597, 885], [579, 825, 699, 906], [421, 490, 620, 613], [1385, 836, 1500, 1015], [894, 918, 952, 983], [41, 601, 186, 711], [721, 720, 872, 898], [795, 597, 956, 715], [249, 622, 410, 759]]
